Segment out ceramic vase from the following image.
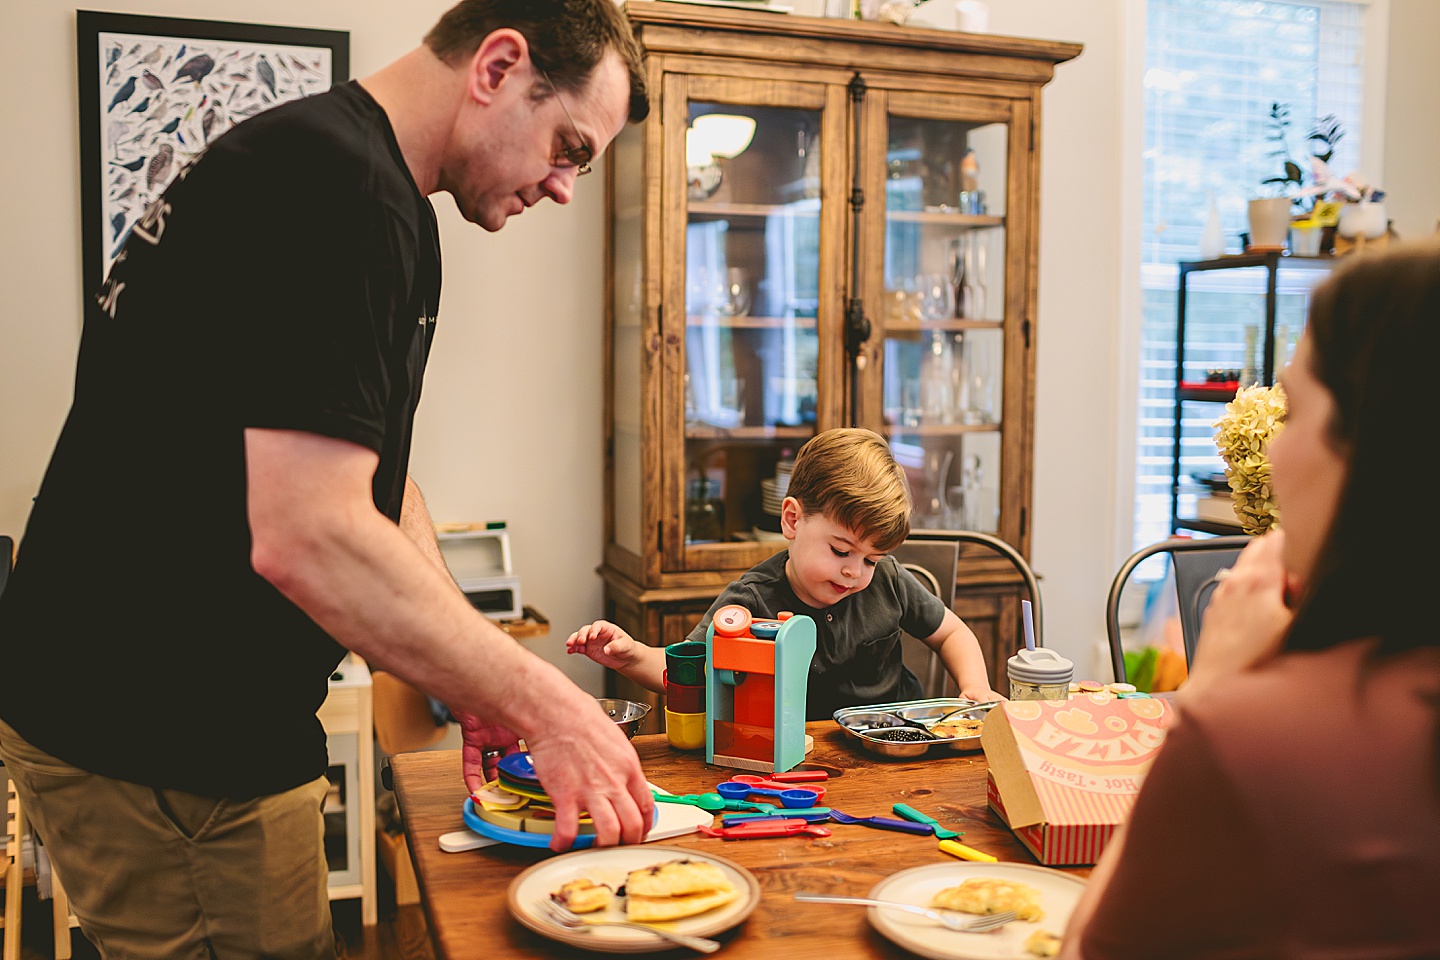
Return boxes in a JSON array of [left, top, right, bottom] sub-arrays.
[[1337, 201, 1388, 240], [1246, 197, 1292, 251]]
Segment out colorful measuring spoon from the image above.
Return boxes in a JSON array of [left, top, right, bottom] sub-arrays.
[[698, 818, 832, 840], [728, 774, 827, 801]]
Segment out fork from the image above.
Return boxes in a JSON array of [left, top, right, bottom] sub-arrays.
[[536, 898, 722, 954], [794, 893, 1016, 933]]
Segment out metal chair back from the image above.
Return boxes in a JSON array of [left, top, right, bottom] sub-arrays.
[[892, 530, 1044, 698], [1105, 536, 1250, 683]]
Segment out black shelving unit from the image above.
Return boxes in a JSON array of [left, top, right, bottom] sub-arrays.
[[1170, 252, 1337, 535]]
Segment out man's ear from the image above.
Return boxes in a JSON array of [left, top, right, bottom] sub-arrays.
[[465, 28, 528, 105], [780, 496, 802, 539]]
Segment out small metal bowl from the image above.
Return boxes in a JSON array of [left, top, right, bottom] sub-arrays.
[[836, 711, 907, 732], [595, 698, 652, 740], [854, 727, 936, 759]]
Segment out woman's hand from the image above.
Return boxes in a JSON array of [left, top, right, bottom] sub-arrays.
[[1181, 531, 1295, 702]]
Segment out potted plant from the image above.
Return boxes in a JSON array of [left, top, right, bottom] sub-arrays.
[[1248, 103, 1302, 249], [1249, 103, 1352, 251]]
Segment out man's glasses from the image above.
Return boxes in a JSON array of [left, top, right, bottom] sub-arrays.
[[539, 68, 593, 176]]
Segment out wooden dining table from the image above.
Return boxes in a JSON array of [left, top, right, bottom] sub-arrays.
[[391, 722, 1091, 960]]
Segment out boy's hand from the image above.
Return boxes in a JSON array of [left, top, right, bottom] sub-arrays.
[[961, 685, 1007, 704], [566, 620, 642, 672]]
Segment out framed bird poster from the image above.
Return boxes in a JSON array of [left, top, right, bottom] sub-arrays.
[[77, 11, 349, 295]]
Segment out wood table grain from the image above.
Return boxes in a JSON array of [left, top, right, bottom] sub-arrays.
[[392, 723, 1090, 960]]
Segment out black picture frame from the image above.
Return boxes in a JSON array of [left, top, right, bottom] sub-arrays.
[[77, 11, 349, 297]]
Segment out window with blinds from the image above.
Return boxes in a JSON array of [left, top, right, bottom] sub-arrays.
[[1132, 0, 1367, 551]]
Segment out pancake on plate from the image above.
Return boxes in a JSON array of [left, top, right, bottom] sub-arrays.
[[1025, 929, 1063, 957], [550, 878, 614, 914], [929, 717, 985, 739], [624, 858, 738, 922], [931, 877, 1044, 921]]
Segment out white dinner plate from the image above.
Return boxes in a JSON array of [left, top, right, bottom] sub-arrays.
[[864, 861, 1086, 960], [508, 844, 761, 953]]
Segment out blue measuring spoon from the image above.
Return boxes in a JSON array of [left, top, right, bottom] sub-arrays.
[[715, 781, 820, 808]]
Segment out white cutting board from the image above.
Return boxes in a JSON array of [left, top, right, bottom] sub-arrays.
[[439, 784, 713, 853]]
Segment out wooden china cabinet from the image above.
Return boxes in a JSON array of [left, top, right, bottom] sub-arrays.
[[601, 2, 1081, 731]]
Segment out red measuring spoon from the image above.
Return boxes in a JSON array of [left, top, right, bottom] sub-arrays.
[[766, 770, 830, 783], [729, 774, 827, 801], [698, 818, 833, 840]]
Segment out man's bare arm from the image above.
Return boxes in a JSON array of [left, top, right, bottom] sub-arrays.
[[244, 428, 652, 849]]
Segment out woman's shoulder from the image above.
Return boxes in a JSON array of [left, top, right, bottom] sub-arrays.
[[1181, 639, 1440, 776], [1197, 638, 1440, 708]]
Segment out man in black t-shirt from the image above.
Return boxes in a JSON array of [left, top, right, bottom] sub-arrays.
[[0, 2, 651, 956]]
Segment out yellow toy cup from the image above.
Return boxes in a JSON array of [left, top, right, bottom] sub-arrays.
[[664, 707, 706, 751]]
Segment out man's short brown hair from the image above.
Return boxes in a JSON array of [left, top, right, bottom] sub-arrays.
[[785, 428, 912, 553], [425, 0, 648, 123]]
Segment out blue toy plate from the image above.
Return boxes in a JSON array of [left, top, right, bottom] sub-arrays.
[[461, 799, 659, 849], [749, 621, 782, 639], [497, 752, 540, 783]]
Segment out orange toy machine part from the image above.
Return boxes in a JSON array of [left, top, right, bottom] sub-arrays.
[[705, 605, 816, 774]]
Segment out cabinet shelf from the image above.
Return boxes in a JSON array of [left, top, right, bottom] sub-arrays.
[[686, 315, 817, 329], [688, 201, 820, 220], [881, 318, 1002, 334], [685, 425, 814, 440], [886, 211, 1005, 228], [882, 423, 1001, 437]]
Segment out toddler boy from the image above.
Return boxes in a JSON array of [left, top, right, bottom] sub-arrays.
[[568, 428, 1005, 718]]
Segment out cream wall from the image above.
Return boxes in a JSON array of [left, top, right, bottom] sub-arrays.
[[2, 1, 1436, 692]]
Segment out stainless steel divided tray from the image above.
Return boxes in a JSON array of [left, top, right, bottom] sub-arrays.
[[832, 698, 996, 759]]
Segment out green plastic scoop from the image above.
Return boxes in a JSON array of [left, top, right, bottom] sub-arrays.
[[893, 802, 963, 839], [654, 791, 777, 814]]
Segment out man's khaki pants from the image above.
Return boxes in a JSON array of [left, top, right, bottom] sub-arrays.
[[0, 717, 336, 960]]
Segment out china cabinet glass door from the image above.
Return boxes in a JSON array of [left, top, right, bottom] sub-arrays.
[[664, 76, 843, 570], [860, 92, 1018, 537]]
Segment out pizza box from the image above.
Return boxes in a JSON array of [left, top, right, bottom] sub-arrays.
[[981, 694, 1173, 865]]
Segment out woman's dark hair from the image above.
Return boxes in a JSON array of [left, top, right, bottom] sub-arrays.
[[424, 0, 648, 123], [1284, 241, 1440, 656]]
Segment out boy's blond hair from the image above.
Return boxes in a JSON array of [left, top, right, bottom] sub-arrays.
[[785, 428, 912, 553]]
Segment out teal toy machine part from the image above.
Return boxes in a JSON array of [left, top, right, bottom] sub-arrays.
[[704, 605, 817, 773]]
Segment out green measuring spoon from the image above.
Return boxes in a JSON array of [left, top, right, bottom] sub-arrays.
[[893, 802, 963, 839], [654, 791, 777, 814]]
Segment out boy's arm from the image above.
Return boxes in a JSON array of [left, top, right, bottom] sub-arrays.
[[566, 620, 667, 693], [923, 609, 1007, 702]]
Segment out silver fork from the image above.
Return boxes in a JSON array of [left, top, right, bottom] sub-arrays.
[[536, 898, 723, 954], [794, 892, 1017, 933]]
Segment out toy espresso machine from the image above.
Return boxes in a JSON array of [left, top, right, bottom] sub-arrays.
[[704, 604, 816, 774]]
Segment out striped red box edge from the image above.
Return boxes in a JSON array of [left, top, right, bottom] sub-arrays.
[[987, 772, 1114, 866]]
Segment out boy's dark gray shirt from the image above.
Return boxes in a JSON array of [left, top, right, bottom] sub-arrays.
[[686, 551, 947, 719]]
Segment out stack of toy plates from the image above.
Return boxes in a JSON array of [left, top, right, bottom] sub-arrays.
[[465, 753, 659, 849]]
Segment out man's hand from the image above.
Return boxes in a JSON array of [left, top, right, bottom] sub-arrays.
[[457, 712, 523, 795], [520, 696, 655, 852]]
